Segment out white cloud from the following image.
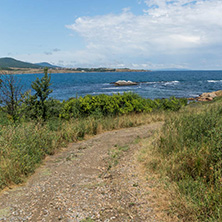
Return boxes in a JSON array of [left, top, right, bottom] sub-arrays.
[[64, 0, 222, 69], [15, 1, 222, 69]]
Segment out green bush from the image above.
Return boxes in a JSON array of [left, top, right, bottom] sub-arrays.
[[22, 91, 62, 121], [2, 90, 187, 122], [60, 93, 187, 120]]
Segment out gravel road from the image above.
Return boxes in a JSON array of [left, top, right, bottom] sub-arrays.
[[0, 123, 166, 222]]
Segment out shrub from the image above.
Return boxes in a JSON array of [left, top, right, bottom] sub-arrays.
[[60, 93, 187, 119]]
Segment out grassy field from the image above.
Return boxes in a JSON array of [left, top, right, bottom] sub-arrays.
[[139, 98, 222, 221], [0, 111, 165, 190]]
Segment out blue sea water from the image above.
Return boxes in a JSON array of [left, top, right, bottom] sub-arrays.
[[15, 70, 222, 101]]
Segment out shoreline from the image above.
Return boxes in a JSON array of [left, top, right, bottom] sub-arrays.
[[0, 68, 150, 75]]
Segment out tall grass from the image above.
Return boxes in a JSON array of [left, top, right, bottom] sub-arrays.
[[143, 103, 222, 221], [0, 112, 164, 190]]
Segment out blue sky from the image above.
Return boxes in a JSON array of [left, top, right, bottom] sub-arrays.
[[0, 0, 222, 70]]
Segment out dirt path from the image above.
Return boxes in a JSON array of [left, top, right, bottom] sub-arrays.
[[0, 123, 164, 222]]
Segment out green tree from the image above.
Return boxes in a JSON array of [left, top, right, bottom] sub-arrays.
[[31, 67, 52, 120]]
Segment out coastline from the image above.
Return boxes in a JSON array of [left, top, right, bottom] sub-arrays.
[[1, 70, 221, 102], [0, 68, 150, 75]]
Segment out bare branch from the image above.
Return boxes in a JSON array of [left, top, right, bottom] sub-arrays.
[[0, 74, 23, 122]]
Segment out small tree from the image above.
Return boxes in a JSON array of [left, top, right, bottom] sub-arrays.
[[31, 67, 52, 121], [0, 74, 23, 122]]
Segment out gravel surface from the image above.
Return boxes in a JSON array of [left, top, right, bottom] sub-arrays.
[[0, 123, 164, 222]]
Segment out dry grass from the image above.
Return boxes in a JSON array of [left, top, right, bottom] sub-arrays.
[[0, 111, 165, 191], [138, 134, 197, 221]]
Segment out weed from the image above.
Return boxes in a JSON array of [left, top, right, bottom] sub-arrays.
[[80, 217, 95, 222], [134, 136, 141, 144], [140, 101, 222, 221], [118, 145, 129, 152], [107, 145, 130, 169], [128, 202, 136, 207]]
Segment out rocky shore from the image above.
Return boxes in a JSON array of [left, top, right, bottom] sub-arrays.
[[188, 90, 222, 101]]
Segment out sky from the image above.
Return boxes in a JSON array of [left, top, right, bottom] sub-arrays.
[[0, 0, 222, 70]]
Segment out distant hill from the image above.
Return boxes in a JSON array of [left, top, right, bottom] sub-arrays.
[[0, 57, 41, 69], [35, 62, 60, 68], [0, 57, 148, 74]]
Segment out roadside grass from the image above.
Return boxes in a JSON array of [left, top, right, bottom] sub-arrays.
[[0, 111, 164, 191], [139, 101, 222, 221]]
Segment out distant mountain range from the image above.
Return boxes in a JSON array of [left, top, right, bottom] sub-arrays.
[[0, 57, 58, 69], [0, 57, 150, 74], [34, 62, 60, 68]]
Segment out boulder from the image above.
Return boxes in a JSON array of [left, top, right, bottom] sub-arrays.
[[185, 90, 222, 102], [215, 90, 222, 97], [197, 97, 213, 101], [200, 92, 217, 98], [114, 80, 138, 86], [197, 91, 220, 101]]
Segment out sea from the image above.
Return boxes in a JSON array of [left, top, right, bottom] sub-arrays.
[[15, 70, 222, 101]]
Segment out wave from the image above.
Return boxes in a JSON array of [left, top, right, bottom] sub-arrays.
[[207, 80, 222, 83], [142, 81, 158, 84], [163, 80, 179, 85], [189, 94, 200, 97], [102, 87, 120, 90], [142, 80, 180, 85], [105, 81, 180, 86]]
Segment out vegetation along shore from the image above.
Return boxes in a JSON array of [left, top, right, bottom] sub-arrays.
[[0, 68, 221, 221], [0, 57, 148, 74]]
